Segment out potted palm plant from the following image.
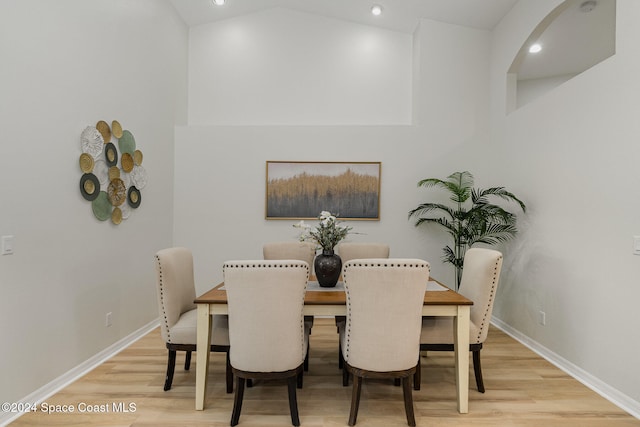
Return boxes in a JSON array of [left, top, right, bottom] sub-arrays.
[[408, 171, 526, 290]]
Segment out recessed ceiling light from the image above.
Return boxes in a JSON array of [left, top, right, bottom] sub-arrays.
[[371, 5, 383, 16], [580, 0, 597, 13], [529, 43, 542, 53], [212, 0, 225, 5]]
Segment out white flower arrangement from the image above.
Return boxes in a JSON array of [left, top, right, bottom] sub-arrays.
[[293, 211, 353, 253]]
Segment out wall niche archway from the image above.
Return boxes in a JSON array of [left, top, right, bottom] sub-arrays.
[[507, 0, 616, 112]]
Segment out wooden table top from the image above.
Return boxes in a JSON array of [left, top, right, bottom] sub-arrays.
[[195, 280, 473, 306]]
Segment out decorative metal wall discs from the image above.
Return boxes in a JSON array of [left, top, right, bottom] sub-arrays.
[[79, 120, 146, 225], [121, 152, 134, 173], [96, 120, 111, 143], [133, 149, 143, 166], [111, 207, 123, 225], [108, 166, 120, 181], [107, 178, 127, 207], [80, 173, 100, 201], [118, 130, 135, 155], [111, 120, 123, 139], [91, 191, 112, 221], [128, 186, 141, 208], [79, 153, 94, 173], [105, 142, 118, 167]]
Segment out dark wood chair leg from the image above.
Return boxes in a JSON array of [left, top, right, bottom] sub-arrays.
[[247, 378, 253, 388], [348, 375, 363, 426], [287, 376, 301, 426], [414, 358, 421, 391], [184, 350, 192, 370], [226, 351, 233, 394], [473, 349, 485, 393], [304, 343, 309, 372], [230, 377, 245, 426], [338, 342, 344, 369], [164, 349, 177, 391], [297, 369, 303, 389], [335, 315, 345, 332], [343, 364, 349, 386], [394, 378, 401, 386], [402, 376, 416, 427]]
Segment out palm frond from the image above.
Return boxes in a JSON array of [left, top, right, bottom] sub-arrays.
[[413, 217, 456, 234], [408, 203, 455, 220], [410, 171, 526, 290], [472, 187, 526, 212], [467, 223, 519, 246]]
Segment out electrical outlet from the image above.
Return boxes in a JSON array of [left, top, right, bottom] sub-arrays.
[[538, 310, 546, 326], [106, 312, 113, 327]]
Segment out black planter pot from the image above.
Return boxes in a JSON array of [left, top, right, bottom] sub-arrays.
[[314, 250, 342, 288]]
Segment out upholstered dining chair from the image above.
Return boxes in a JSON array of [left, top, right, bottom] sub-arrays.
[[263, 240, 316, 371], [336, 242, 390, 263], [154, 247, 232, 393], [335, 242, 390, 367], [224, 260, 310, 427], [339, 258, 429, 426], [415, 247, 503, 393]]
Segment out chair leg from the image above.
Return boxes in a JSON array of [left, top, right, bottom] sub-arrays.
[[287, 376, 301, 426], [348, 375, 363, 426], [184, 350, 192, 370], [297, 369, 303, 389], [414, 358, 421, 391], [473, 349, 485, 393], [402, 376, 416, 427], [338, 342, 344, 369], [230, 377, 245, 426], [342, 364, 349, 386], [226, 351, 233, 394], [164, 349, 177, 391], [394, 378, 401, 386], [304, 343, 309, 372]]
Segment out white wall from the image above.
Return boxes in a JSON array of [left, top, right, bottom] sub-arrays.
[[176, 11, 492, 294], [188, 8, 412, 125], [487, 0, 640, 409], [412, 18, 491, 144], [0, 0, 187, 405], [516, 73, 576, 108]]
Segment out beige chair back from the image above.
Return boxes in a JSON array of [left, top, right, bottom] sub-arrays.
[[337, 242, 390, 263], [224, 260, 309, 372], [154, 247, 197, 344], [341, 258, 429, 372], [459, 248, 503, 344], [263, 241, 316, 266]]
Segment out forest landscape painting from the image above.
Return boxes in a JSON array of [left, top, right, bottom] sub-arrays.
[[266, 161, 381, 220]]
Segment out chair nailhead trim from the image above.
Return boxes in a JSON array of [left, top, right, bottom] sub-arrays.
[[223, 261, 310, 361], [474, 255, 503, 343], [155, 254, 173, 343], [342, 260, 429, 361]]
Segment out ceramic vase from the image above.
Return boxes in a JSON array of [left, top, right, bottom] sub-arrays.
[[314, 249, 342, 287]]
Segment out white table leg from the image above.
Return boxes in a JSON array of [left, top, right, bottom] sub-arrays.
[[454, 305, 470, 413], [195, 304, 212, 410]]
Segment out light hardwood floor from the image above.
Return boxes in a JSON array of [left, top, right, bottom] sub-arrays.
[[9, 318, 639, 427]]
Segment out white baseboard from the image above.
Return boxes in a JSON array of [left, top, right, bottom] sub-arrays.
[[491, 317, 640, 419], [0, 319, 159, 427]]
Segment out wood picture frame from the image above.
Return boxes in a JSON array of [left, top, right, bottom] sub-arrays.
[[266, 161, 381, 220]]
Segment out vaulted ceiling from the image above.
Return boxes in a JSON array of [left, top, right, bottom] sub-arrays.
[[169, 0, 519, 33], [170, 0, 616, 81]]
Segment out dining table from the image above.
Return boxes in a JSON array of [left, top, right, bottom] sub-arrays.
[[194, 279, 473, 413]]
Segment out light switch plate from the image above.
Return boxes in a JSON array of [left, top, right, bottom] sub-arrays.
[[1, 235, 14, 255]]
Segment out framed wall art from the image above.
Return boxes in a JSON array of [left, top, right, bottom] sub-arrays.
[[266, 161, 381, 220]]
